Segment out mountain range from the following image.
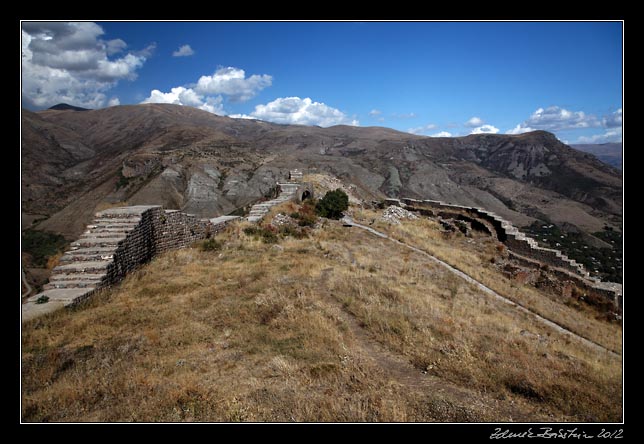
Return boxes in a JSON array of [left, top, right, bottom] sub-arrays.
[[571, 143, 622, 170], [22, 104, 622, 244]]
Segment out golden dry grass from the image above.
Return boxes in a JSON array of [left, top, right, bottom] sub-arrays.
[[352, 208, 623, 353], [21, 208, 622, 422]]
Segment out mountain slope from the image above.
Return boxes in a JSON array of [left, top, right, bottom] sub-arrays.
[[21, 104, 622, 239], [572, 143, 622, 170]]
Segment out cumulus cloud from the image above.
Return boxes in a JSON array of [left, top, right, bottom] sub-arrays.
[[465, 116, 484, 127], [430, 131, 452, 137], [22, 22, 153, 109], [369, 109, 382, 117], [407, 123, 438, 135], [577, 127, 622, 144], [173, 44, 195, 57], [107, 97, 120, 107], [195, 67, 272, 102], [507, 106, 600, 134], [234, 97, 358, 127], [602, 108, 622, 128], [470, 124, 499, 135], [141, 66, 272, 114], [506, 124, 537, 135], [141, 86, 224, 114]]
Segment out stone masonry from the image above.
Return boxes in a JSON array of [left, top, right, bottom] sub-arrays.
[[246, 170, 313, 223], [22, 206, 238, 322], [385, 197, 622, 311]]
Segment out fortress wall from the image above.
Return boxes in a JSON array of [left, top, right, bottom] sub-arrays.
[[23, 205, 238, 322], [385, 197, 621, 312], [105, 207, 160, 285]]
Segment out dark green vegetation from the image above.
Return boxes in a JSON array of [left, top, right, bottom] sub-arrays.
[[21, 229, 68, 267], [523, 222, 622, 283], [243, 223, 311, 244], [115, 169, 131, 190], [243, 226, 279, 244], [199, 238, 223, 252], [316, 189, 349, 220]]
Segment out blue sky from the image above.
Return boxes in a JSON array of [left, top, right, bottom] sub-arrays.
[[21, 21, 623, 144]]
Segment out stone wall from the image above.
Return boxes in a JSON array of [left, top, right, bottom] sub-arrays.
[[23, 206, 238, 322], [154, 210, 214, 254], [386, 197, 622, 311]]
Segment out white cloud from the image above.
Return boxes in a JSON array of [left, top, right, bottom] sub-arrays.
[[508, 106, 600, 134], [238, 97, 358, 127], [369, 109, 382, 117], [22, 22, 153, 109], [173, 44, 195, 57], [465, 116, 484, 127], [195, 67, 272, 102], [141, 66, 271, 114], [141, 86, 224, 114], [602, 108, 622, 128], [407, 123, 437, 135], [228, 113, 255, 120], [430, 131, 452, 137], [470, 124, 499, 135], [577, 127, 622, 144], [506, 124, 537, 135], [107, 97, 120, 107]]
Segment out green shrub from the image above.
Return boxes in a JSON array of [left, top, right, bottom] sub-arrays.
[[316, 189, 349, 220], [243, 226, 279, 244], [115, 169, 131, 190], [22, 229, 68, 267], [200, 238, 223, 252]]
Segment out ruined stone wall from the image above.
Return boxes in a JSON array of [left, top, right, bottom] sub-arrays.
[[508, 251, 621, 312], [23, 205, 239, 322], [107, 207, 161, 285], [154, 210, 211, 254], [392, 197, 588, 277], [385, 197, 622, 311]]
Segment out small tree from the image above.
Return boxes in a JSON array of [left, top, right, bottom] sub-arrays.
[[316, 189, 349, 219]]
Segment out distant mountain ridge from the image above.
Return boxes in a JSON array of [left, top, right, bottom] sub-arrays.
[[571, 143, 622, 170], [48, 103, 90, 112], [21, 104, 622, 242]]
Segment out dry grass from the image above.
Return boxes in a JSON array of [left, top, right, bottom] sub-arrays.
[[21, 207, 622, 422], [353, 208, 623, 353]]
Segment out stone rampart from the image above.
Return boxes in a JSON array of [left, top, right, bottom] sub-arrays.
[[385, 197, 622, 311], [22, 206, 238, 322]]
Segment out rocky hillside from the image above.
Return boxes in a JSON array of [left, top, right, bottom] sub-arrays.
[[22, 104, 622, 240]]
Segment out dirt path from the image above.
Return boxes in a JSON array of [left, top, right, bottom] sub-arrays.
[[318, 267, 546, 421], [342, 217, 620, 359]]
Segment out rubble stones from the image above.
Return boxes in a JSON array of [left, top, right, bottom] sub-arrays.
[[380, 205, 419, 225]]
